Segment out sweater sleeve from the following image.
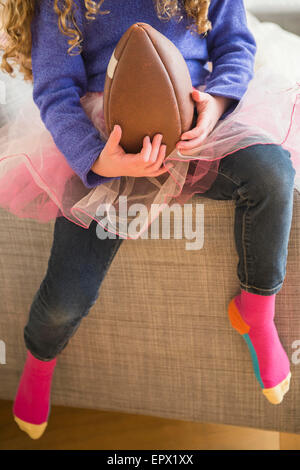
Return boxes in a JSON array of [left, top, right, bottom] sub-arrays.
[[30, 0, 120, 188], [204, 0, 257, 120]]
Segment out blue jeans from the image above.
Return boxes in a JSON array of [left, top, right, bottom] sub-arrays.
[[24, 143, 295, 361]]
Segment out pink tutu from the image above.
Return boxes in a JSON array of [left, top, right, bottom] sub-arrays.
[[0, 64, 299, 238]]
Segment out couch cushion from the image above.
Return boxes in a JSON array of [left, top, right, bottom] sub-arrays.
[[1, 190, 300, 433]]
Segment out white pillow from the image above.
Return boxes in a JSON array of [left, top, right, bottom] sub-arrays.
[[246, 10, 300, 83], [0, 50, 33, 128]]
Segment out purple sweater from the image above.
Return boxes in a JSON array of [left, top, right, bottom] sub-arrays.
[[30, 0, 257, 188]]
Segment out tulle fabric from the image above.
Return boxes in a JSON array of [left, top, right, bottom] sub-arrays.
[[0, 64, 299, 238]]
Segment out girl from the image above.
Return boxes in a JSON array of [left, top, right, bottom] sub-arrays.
[[0, 0, 299, 439]]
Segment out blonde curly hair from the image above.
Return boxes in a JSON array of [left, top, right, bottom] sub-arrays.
[[0, 0, 212, 82]]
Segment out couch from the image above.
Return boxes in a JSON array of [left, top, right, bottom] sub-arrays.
[[1, 8, 300, 434]]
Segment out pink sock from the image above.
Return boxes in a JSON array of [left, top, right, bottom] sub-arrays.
[[13, 350, 57, 426], [234, 290, 290, 389]]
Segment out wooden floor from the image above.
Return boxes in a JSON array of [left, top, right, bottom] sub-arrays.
[[0, 400, 300, 450]]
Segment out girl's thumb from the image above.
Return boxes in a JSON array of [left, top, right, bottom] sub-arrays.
[[112, 124, 121, 135], [108, 124, 121, 146]]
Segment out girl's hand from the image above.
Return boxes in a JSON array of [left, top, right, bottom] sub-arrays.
[[176, 90, 234, 155], [91, 125, 169, 178]]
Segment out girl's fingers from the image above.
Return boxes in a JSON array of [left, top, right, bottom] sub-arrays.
[[128, 136, 156, 167], [139, 134, 163, 165], [147, 166, 170, 177], [146, 144, 167, 175], [180, 108, 210, 142], [127, 135, 166, 173], [181, 125, 202, 141], [177, 131, 208, 151], [148, 134, 163, 163], [140, 136, 152, 162], [152, 143, 167, 170]]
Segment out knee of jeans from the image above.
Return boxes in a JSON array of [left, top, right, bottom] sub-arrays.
[[37, 285, 99, 327], [48, 299, 95, 327], [248, 145, 295, 202]]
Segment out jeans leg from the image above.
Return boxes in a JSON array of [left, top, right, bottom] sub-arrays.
[[24, 216, 124, 361], [195, 143, 296, 295]]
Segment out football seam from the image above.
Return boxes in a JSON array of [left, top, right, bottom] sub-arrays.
[[106, 31, 134, 133], [136, 24, 182, 134]]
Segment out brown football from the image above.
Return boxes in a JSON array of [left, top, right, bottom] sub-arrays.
[[103, 22, 195, 157]]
